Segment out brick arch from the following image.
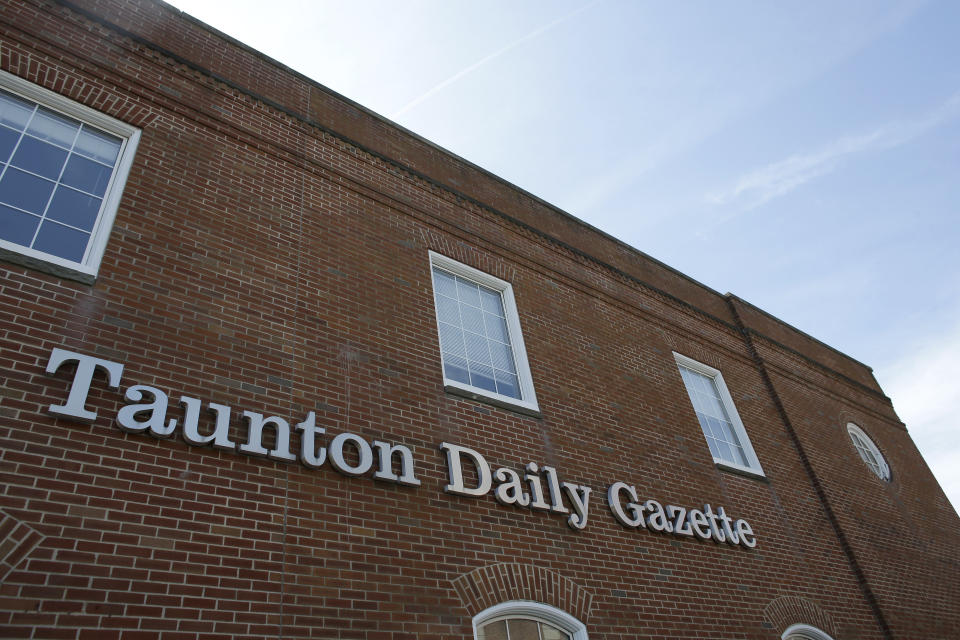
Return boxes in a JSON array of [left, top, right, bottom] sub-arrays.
[[452, 562, 593, 623], [0, 511, 45, 582], [420, 230, 517, 283], [763, 596, 838, 638]]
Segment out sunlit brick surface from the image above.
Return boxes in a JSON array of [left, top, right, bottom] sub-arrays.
[[0, 1, 957, 638]]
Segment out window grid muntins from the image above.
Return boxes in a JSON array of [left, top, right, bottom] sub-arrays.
[[848, 424, 889, 480], [678, 364, 749, 467], [478, 617, 571, 640], [433, 266, 522, 400], [0, 88, 122, 264]]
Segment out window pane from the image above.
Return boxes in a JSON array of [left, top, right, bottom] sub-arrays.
[[707, 416, 731, 442], [433, 268, 458, 298], [0, 167, 55, 213], [464, 331, 492, 366], [61, 153, 114, 195], [435, 294, 460, 325], [45, 186, 103, 231], [32, 220, 89, 262], [478, 620, 508, 640], [10, 135, 69, 179], [0, 125, 20, 163], [443, 355, 470, 385], [456, 276, 482, 308], [461, 303, 486, 335], [484, 312, 510, 343], [0, 90, 34, 129], [507, 619, 540, 640], [0, 204, 40, 246], [468, 362, 497, 393], [494, 369, 520, 399], [479, 287, 504, 315], [26, 109, 79, 148], [73, 127, 121, 164], [700, 392, 726, 420], [489, 341, 516, 374], [716, 440, 734, 464], [438, 322, 466, 358], [542, 623, 570, 640]]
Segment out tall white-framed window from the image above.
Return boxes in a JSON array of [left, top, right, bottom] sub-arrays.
[[782, 623, 835, 640], [674, 352, 764, 476], [0, 71, 140, 283], [429, 251, 539, 416], [846, 423, 890, 481], [474, 602, 587, 640]]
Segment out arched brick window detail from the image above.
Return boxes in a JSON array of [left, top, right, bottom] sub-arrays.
[[452, 563, 593, 624], [763, 596, 838, 638]]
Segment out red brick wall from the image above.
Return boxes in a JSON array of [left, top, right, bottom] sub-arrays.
[[0, 1, 956, 638]]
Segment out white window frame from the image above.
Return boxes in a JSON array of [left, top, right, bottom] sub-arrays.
[[782, 624, 835, 640], [846, 422, 891, 481], [473, 601, 588, 640], [429, 251, 540, 416], [0, 70, 141, 284], [673, 352, 765, 477]]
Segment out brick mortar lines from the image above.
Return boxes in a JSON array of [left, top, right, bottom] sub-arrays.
[[750, 349, 904, 432], [8, 1, 884, 421], [744, 326, 893, 408], [5, 2, 904, 452], [3, 11, 771, 400], [727, 296, 895, 640], [37, 0, 889, 407]]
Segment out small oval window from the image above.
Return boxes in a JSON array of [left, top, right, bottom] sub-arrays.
[[847, 423, 890, 481]]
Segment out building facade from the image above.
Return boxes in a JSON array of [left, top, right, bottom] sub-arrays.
[[1, 1, 958, 638]]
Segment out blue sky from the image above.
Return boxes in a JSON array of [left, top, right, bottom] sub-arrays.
[[167, 0, 960, 512]]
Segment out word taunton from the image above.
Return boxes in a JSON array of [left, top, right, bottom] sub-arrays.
[[43, 347, 756, 546]]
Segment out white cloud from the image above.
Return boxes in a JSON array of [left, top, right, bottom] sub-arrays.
[[876, 317, 960, 515], [390, 0, 603, 119], [706, 92, 960, 211]]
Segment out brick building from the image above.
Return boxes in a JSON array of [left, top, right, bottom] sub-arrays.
[[1, 1, 958, 638]]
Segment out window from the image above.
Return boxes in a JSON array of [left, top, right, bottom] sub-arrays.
[[429, 252, 539, 415], [0, 71, 140, 282], [674, 352, 764, 476], [782, 624, 835, 640], [474, 602, 587, 640], [847, 423, 890, 481]]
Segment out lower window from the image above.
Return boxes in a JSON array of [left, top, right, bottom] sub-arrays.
[[478, 617, 569, 640], [474, 602, 587, 640], [782, 623, 835, 640]]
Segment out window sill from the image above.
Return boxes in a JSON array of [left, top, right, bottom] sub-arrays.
[[715, 461, 768, 482], [0, 247, 96, 285], [444, 384, 542, 419]]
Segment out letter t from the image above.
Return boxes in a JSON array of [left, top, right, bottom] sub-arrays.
[[46, 348, 124, 422]]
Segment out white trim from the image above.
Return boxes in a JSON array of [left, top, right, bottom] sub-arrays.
[[846, 422, 891, 481], [782, 623, 835, 640], [473, 601, 588, 640], [673, 352, 765, 476], [0, 70, 140, 283], [429, 251, 540, 415]]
